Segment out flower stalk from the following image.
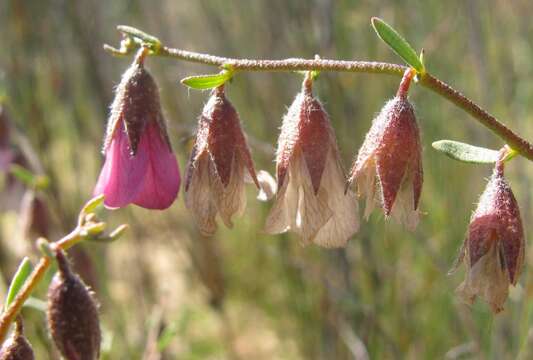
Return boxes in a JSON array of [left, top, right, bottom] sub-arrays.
[[105, 26, 533, 162], [0, 197, 126, 344]]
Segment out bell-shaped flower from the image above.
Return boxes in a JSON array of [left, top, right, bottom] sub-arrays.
[[347, 70, 422, 230], [94, 48, 180, 210], [454, 161, 525, 313], [264, 78, 358, 248], [185, 86, 260, 236]]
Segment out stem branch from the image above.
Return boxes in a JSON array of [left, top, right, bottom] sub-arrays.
[[0, 230, 83, 343], [148, 43, 533, 160]]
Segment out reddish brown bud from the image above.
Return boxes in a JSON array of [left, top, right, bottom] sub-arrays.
[[0, 319, 34, 360], [47, 250, 101, 360], [185, 86, 259, 235], [104, 49, 169, 156], [455, 163, 525, 313], [265, 79, 358, 247], [348, 73, 422, 230]]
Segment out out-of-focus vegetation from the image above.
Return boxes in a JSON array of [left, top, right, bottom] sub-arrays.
[[1, 0, 533, 358]]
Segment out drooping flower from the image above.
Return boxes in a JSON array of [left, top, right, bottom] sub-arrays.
[[94, 48, 180, 210], [347, 69, 422, 230], [454, 159, 524, 313], [185, 86, 260, 236], [264, 77, 358, 248]]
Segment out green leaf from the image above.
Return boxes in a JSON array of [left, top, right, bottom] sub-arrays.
[[432, 140, 500, 164], [80, 194, 105, 215], [371, 17, 425, 73], [23, 297, 47, 312], [5, 257, 33, 310], [157, 322, 178, 352], [180, 70, 233, 90], [8, 164, 49, 190]]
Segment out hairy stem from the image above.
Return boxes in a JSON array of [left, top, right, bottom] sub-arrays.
[[149, 45, 533, 160], [0, 230, 83, 343]]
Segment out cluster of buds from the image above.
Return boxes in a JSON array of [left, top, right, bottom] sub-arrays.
[[95, 55, 426, 245], [453, 156, 525, 313]]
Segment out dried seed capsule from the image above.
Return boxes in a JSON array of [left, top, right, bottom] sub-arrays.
[[47, 250, 100, 360], [0, 318, 35, 360]]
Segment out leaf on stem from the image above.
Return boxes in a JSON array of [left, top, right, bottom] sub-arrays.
[[432, 140, 500, 164], [371, 17, 425, 74], [5, 257, 33, 310], [180, 70, 233, 90]]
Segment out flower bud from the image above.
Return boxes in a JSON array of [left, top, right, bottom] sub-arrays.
[[185, 86, 259, 236], [347, 70, 422, 230], [264, 77, 358, 247], [455, 161, 525, 313], [94, 48, 180, 210], [0, 318, 34, 360], [47, 250, 101, 359]]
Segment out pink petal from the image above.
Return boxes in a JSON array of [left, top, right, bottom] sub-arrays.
[[94, 122, 149, 209], [132, 122, 180, 209]]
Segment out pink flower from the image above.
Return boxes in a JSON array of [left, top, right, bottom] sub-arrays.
[[347, 70, 422, 230], [264, 78, 358, 247], [454, 161, 524, 313], [185, 86, 259, 236], [94, 49, 180, 210]]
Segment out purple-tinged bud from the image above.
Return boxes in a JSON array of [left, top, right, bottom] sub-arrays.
[[455, 160, 525, 313], [0, 318, 34, 360], [47, 250, 101, 360], [94, 48, 180, 210], [348, 70, 422, 230], [264, 77, 358, 247], [185, 86, 260, 236]]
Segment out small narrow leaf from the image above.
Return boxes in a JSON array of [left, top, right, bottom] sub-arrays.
[[432, 140, 500, 164], [371, 17, 425, 73], [181, 71, 232, 90], [9, 164, 36, 187], [5, 257, 33, 309], [80, 194, 105, 216]]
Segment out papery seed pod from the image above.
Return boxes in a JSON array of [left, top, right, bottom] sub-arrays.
[[185, 85, 259, 236], [454, 159, 525, 313], [264, 76, 359, 247], [47, 250, 101, 360], [94, 47, 180, 210], [347, 69, 422, 230], [0, 318, 34, 360]]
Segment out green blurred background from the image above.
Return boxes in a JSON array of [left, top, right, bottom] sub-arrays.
[[1, 0, 533, 358]]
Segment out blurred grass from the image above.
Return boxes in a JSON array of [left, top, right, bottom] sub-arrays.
[[1, 0, 533, 358]]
